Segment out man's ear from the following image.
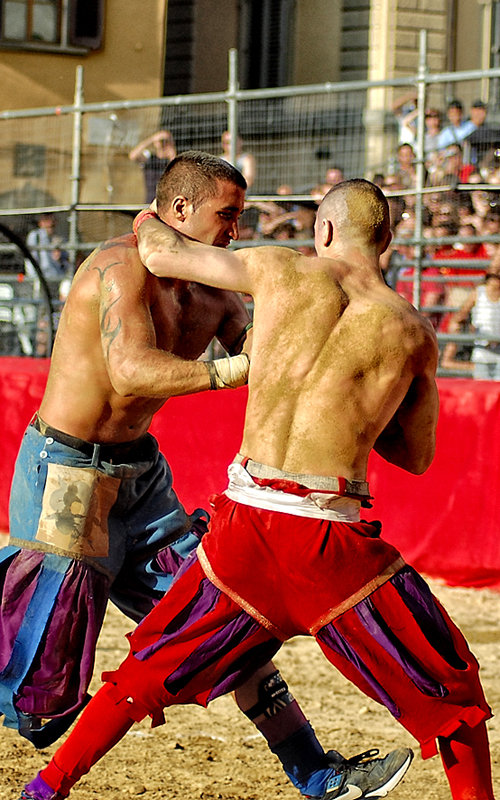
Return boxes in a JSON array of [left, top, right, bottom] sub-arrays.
[[321, 218, 334, 248], [171, 195, 189, 222], [380, 229, 393, 255]]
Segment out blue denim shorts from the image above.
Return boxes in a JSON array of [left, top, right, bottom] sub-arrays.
[[0, 421, 206, 725]]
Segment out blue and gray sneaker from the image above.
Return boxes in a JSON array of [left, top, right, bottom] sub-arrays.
[[315, 747, 413, 800], [19, 772, 66, 800]]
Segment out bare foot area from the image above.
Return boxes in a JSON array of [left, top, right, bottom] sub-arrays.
[[1, 580, 499, 800]]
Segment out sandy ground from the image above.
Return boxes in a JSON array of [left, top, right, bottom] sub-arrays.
[[0, 576, 499, 800]]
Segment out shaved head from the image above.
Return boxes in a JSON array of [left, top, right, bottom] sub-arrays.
[[318, 179, 391, 252]]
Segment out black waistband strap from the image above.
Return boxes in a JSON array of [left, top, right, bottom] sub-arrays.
[[31, 412, 147, 461]]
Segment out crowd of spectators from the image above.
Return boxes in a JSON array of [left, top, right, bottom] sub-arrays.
[[196, 109, 500, 379], [1, 105, 500, 376], [364, 94, 500, 377], [388, 95, 500, 188], [379, 187, 499, 364]]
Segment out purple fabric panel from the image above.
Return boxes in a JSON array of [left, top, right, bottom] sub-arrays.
[[0, 550, 45, 673], [131, 548, 281, 707], [317, 622, 401, 717], [150, 526, 205, 602], [154, 546, 185, 579], [135, 566, 221, 662], [164, 610, 263, 697], [317, 567, 469, 723], [391, 566, 468, 670], [354, 597, 448, 697], [16, 562, 110, 717]]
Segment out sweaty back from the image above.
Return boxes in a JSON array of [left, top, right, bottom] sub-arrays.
[[241, 246, 429, 479]]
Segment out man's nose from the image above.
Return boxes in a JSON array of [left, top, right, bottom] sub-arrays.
[[229, 220, 239, 241]]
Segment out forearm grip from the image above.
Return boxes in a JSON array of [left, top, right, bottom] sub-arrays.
[[133, 209, 159, 236], [205, 353, 250, 390]]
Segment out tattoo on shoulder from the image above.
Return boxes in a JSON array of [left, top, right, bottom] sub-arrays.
[[96, 260, 126, 359], [81, 238, 135, 273], [85, 238, 138, 360], [100, 296, 122, 361], [95, 261, 125, 283]]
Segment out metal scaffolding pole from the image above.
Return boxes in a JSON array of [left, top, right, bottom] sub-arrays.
[[412, 29, 429, 311], [227, 48, 239, 168], [68, 65, 83, 275]]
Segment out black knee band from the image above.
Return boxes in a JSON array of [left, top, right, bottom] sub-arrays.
[[244, 670, 294, 721]]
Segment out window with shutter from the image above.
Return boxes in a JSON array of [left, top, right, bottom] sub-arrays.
[[238, 0, 296, 89], [0, 0, 104, 52]]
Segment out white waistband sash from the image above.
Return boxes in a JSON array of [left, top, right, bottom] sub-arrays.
[[224, 462, 361, 523]]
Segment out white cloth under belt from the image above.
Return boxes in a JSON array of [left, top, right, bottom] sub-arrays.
[[224, 462, 361, 522]]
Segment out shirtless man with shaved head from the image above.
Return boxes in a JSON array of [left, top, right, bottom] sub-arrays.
[[9, 152, 383, 799], [20, 179, 495, 800]]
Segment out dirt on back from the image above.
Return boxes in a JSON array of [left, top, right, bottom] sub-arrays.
[[1, 579, 499, 800]]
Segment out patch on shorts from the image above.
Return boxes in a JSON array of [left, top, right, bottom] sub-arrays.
[[36, 463, 120, 557]]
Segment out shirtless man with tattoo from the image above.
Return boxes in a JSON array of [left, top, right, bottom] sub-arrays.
[[19, 178, 494, 800], [0, 152, 250, 745], [6, 155, 403, 800]]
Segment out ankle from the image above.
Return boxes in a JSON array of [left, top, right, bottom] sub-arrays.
[[21, 772, 68, 800]]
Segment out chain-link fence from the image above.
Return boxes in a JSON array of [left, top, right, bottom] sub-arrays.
[[2, 34, 500, 375]]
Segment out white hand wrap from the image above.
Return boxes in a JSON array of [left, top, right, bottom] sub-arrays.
[[205, 352, 250, 390]]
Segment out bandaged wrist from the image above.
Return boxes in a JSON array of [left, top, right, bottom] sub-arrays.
[[133, 208, 159, 236], [205, 352, 250, 390]]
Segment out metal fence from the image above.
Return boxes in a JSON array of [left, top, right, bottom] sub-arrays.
[[1, 31, 500, 375]]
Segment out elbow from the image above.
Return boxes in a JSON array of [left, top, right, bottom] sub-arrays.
[[407, 445, 435, 475], [136, 231, 167, 276], [143, 253, 163, 277], [408, 459, 431, 476], [109, 358, 143, 397], [137, 243, 159, 274]]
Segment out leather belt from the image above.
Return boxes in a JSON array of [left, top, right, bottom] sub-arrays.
[[31, 412, 147, 462]]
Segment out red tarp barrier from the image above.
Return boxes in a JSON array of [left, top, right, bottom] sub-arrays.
[[2, 357, 500, 591]]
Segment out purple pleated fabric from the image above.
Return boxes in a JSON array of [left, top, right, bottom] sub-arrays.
[[0, 549, 109, 717], [0, 550, 43, 674]]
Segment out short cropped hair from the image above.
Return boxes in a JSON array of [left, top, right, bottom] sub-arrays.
[[156, 150, 247, 213], [318, 178, 391, 250]]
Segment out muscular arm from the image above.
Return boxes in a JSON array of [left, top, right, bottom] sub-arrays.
[[374, 374, 439, 473], [94, 243, 213, 398], [374, 351, 439, 474], [137, 217, 256, 294]]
